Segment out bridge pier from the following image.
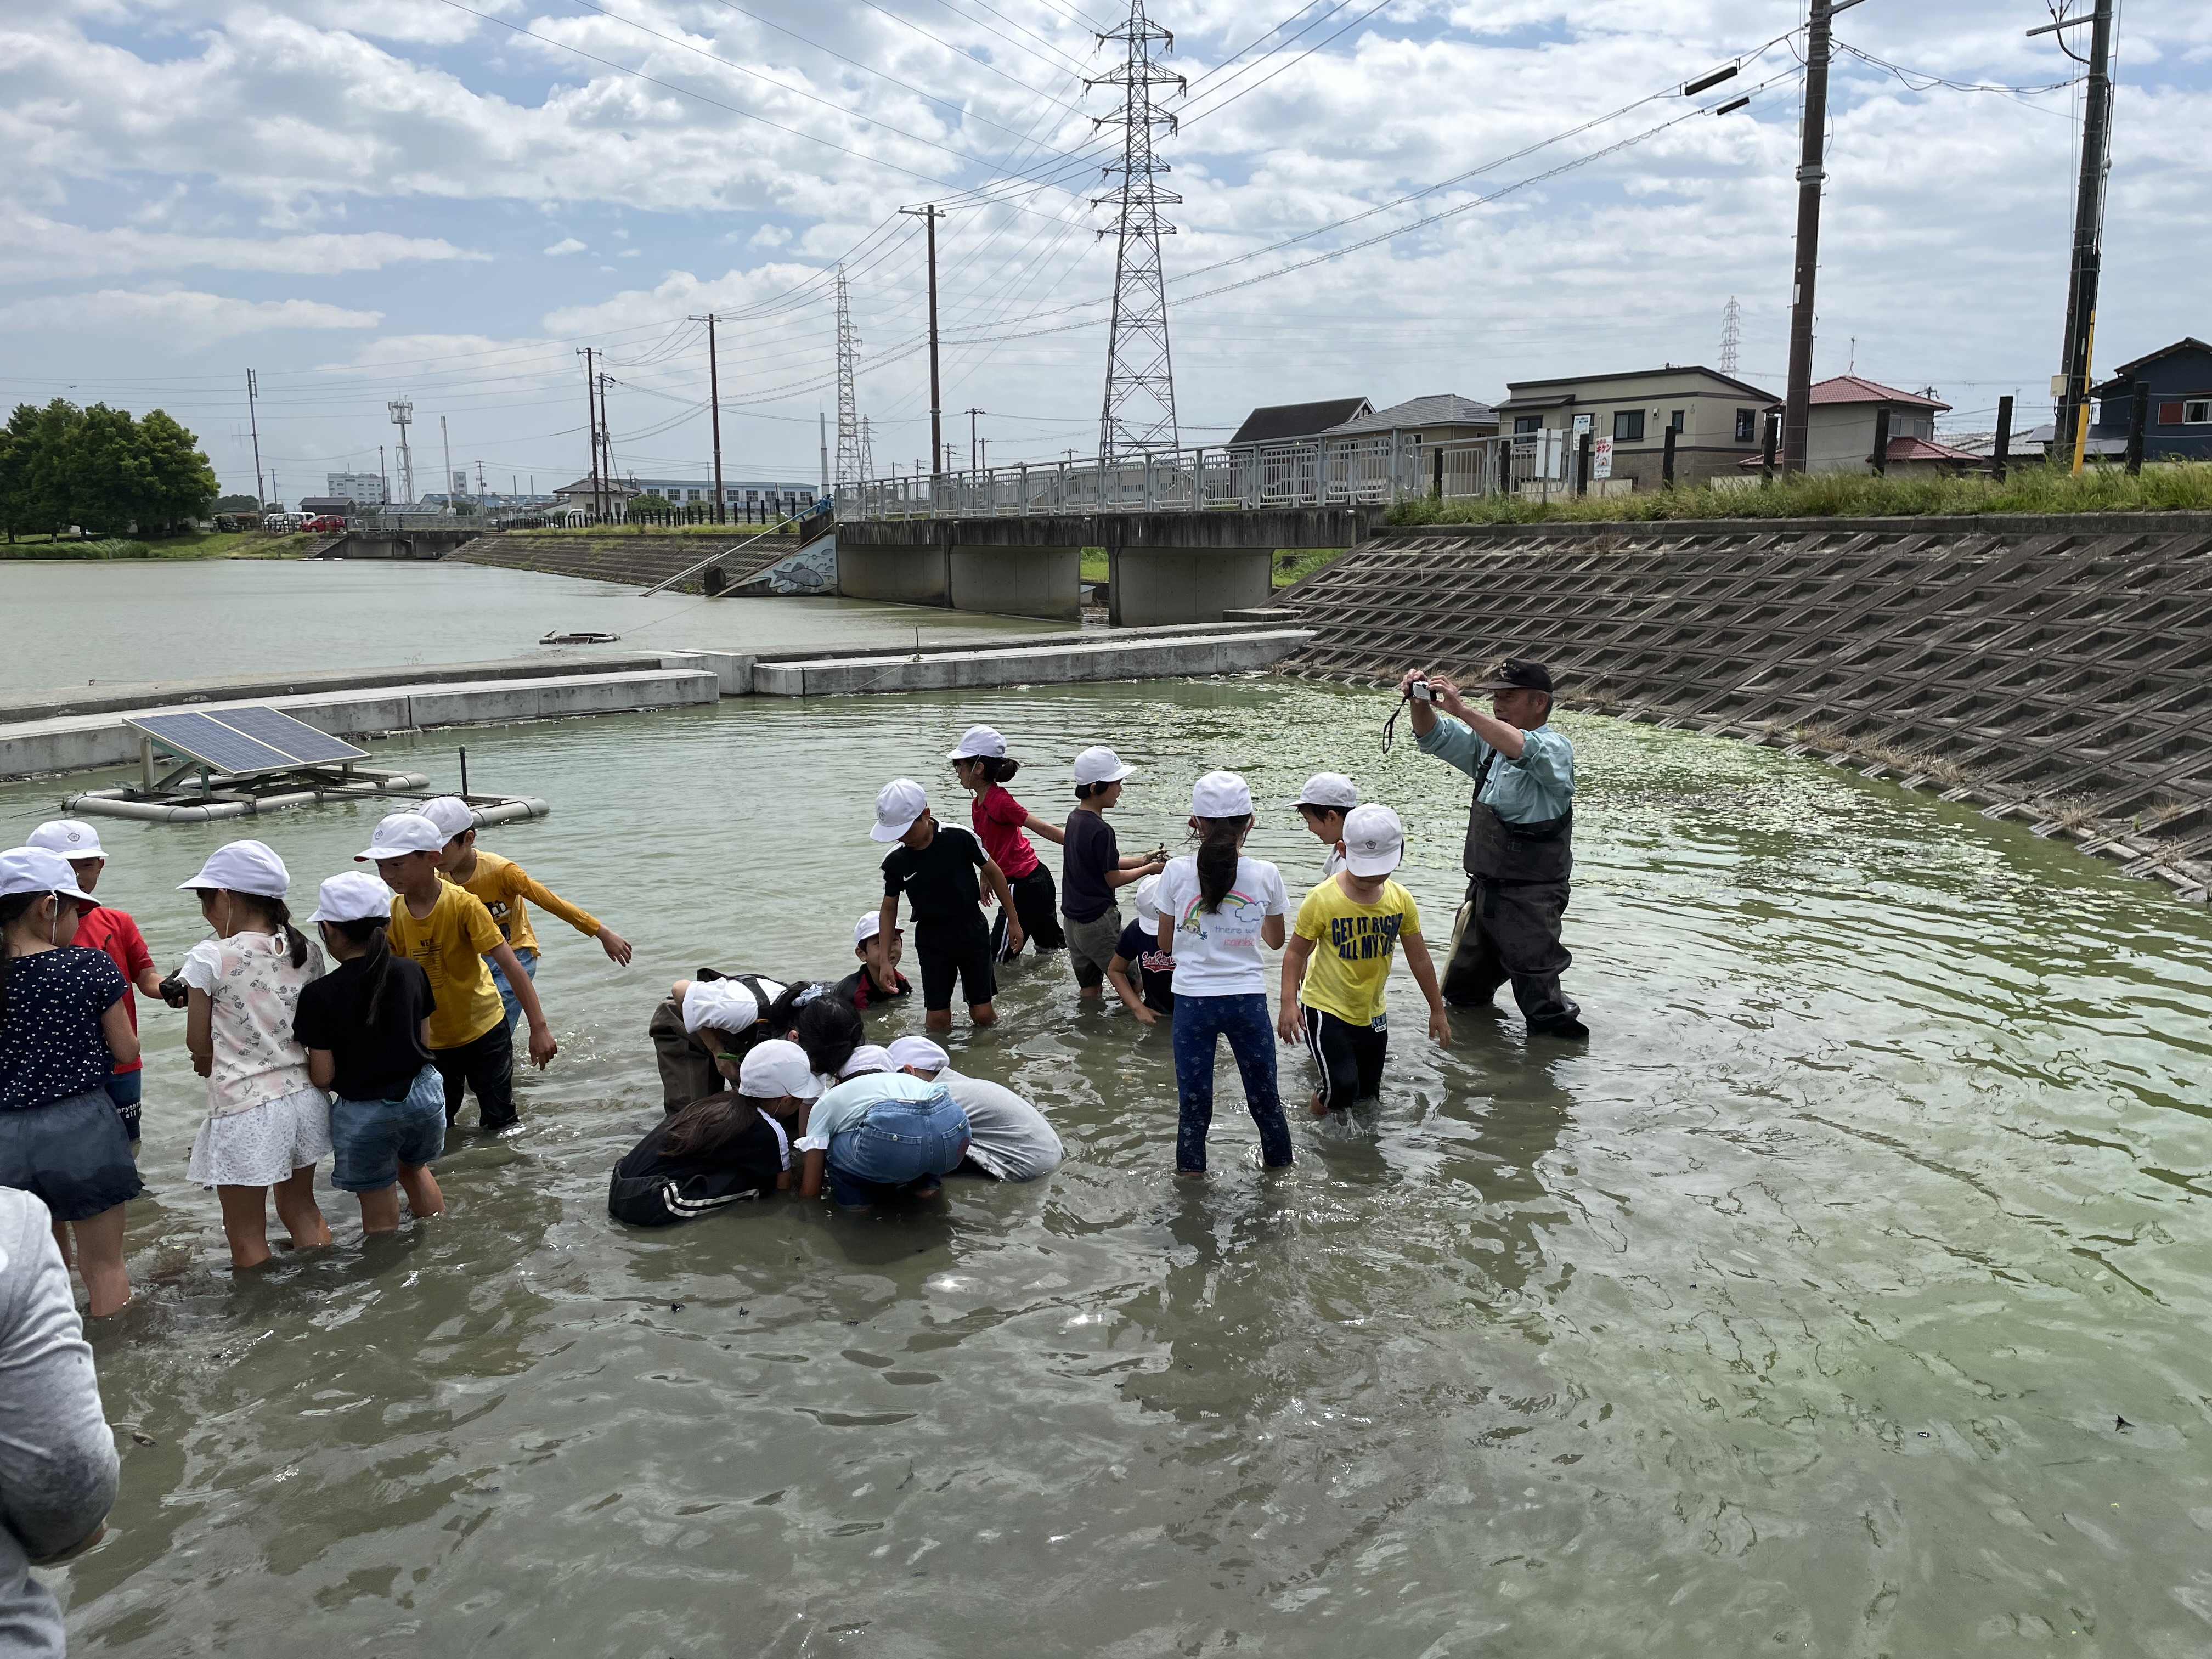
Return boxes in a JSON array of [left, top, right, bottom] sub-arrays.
[[950, 545, 1080, 621], [1107, 548, 1271, 628]]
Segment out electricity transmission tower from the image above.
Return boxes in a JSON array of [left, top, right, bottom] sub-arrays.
[[859, 414, 875, 481], [1719, 296, 1742, 376], [834, 265, 862, 484], [1089, 0, 1185, 463], [386, 399, 415, 506]]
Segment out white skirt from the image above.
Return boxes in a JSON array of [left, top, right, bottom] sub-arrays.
[[188, 1086, 334, 1188]]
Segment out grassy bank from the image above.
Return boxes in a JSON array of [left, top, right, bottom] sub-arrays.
[[0, 529, 313, 560], [1386, 460, 2212, 527]]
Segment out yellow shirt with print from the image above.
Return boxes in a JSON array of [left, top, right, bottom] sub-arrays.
[[1293, 875, 1421, 1028], [389, 882, 507, 1049], [444, 850, 600, 956]]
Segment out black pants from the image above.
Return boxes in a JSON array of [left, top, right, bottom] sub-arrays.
[[435, 1019, 517, 1129], [992, 865, 1066, 959], [647, 996, 726, 1112], [917, 918, 997, 1013], [1442, 877, 1585, 1036], [1301, 1006, 1389, 1110]]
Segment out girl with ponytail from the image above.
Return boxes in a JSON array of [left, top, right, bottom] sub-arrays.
[[1152, 772, 1294, 1176], [294, 873, 447, 1236], [177, 840, 334, 1267], [949, 725, 1068, 962]]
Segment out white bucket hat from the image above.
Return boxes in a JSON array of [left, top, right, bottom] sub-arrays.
[[1128, 872, 1163, 924], [853, 912, 888, 948], [354, 812, 445, 863], [26, 820, 105, 860], [1287, 772, 1358, 811], [871, 779, 929, 843], [1340, 804, 1406, 877], [307, 871, 394, 923], [682, 978, 761, 1036], [839, 1043, 894, 1077], [417, 795, 477, 840], [947, 725, 1007, 761], [1190, 771, 1253, 819], [885, 1035, 950, 1074], [738, 1038, 823, 1099], [0, 848, 98, 907], [1073, 746, 1135, 786], [178, 839, 290, 898]]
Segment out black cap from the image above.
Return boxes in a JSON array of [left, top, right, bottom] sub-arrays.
[[1468, 658, 1554, 695]]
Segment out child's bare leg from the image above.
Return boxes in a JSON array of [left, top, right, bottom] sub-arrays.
[[397, 1163, 444, 1220], [969, 1001, 997, 1026], [272, 1166, 331, 1249], [218, 1185, 274, 1268], [357, 1184, 403, 1235], [926, 1007, 953, 1032]]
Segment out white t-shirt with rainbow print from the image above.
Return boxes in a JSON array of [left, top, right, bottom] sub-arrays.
[[1154, 854, 1289, 998]]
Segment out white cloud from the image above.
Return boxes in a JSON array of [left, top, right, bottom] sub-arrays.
[[0, 287, 381, 348], [544, 236, 588, 256], [0, 213, 473, 282]]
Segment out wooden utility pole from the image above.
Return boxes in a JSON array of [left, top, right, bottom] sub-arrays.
[[1782, 0, 1862, 472], [580, 347, 601, 517], [245, 368, 266, 509], [692, 313, 725, 521], [2039, 0, 2116, 474], [900, 205, 947, 480], [596, 371, 616, 514]]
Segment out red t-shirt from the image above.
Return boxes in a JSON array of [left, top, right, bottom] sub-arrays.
[[72, 905, 153, 1074], [970, 784, 1040, 880]]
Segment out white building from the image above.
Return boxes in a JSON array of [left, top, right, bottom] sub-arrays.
[[325, 471, 388, 505]]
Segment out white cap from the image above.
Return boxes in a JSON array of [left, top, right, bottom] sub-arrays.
[[1190, 770, 1253, 819], [1128, 872, 1163, 924], [1073, 745, 1135, 786], [947, 724, 1007, 761], [26, 820, 105, 860], [1341, 804, 1406, 877], [871, 778, 929, 843], [178, 839, 290, 898], [839, 1044, 894, 1077], [0, 848, 97, 906], [885, 1035, 950, 1074], [307, 871, 394, 923], [682, 978, 761, 1036], [853, 912, 887, 947], [737, 1038, 822, 1099], [354, 812, 445, 862], [417, 795, 476, 840], [1288, 772, 1358, 811]]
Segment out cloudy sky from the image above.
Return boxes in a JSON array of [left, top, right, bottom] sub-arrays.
[[3, 1, 2202, 499]]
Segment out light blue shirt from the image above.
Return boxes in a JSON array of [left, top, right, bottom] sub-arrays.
[[795, 1071, 946, 1153], [1417, 715, 1575, 825]]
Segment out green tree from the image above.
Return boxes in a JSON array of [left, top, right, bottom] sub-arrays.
[[0, 400, 83, 541], [137, 409, 220, 531], [67, 403, 153, 536]]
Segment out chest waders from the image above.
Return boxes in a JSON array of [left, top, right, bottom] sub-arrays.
[[1443, 744, 1586, 1036]]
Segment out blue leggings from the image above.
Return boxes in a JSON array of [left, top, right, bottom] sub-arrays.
[[1171, 992, 1291, 1172]]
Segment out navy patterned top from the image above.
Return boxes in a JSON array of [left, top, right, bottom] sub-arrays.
[[1, 947, 126, 1113]]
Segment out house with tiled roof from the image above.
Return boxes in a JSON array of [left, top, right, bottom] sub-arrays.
[[1321, 393, 1498, 443], [1799, 376, 1982, 476], [1227, 398, 1374, 445]]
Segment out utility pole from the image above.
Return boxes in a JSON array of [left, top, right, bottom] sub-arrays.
[[2035, 1, 2117, 473], [439, 415, 455, 516], [579, 348, 602, 517], [833, 268, 862, 487], [379, 445, 387, 504], [963, 409, 985, 479], [1090, 0, 1186, 462], [690, 313, 725, 520], [596, 372, 616, 514], [244, 368, 267, 508], [819, 411, 830, 498], [899, 205, 947, 479], [386, 399, 415, 506], [1782, 0, 1863, 473]]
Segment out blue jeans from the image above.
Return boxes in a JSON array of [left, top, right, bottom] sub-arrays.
[[825, 1090, 971, 1206], [492, 947, 538, 1034], [1172, 992, 1291, 1172], [330, 1064, 448, 1193]]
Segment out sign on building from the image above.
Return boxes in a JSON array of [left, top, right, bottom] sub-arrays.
[[1593, 436, 1614, 481]]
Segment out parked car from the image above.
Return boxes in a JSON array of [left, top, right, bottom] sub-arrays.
[[304, 514, 347, 532]]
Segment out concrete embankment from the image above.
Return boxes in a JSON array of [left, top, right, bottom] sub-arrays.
[[1273, 511, 2212, 899], [452, 531, 804, 594]]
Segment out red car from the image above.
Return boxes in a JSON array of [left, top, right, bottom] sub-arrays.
[[304, 514, 347, 532]]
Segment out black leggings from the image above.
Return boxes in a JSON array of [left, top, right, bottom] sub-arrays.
[[993, 865, 1066, 958], [1301, 1006, 1389, 1110]]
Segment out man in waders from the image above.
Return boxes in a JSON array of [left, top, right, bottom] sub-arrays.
[[1397, 659, 1587, 1040]]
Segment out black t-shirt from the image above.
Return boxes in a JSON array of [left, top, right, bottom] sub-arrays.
[[832, 967, 912, 1012], [615, 1102, 787, 1189], [292, 953, 436, 1101], [882, 823, 989, 929], [1062, 809, 1121, 923], [1113, 919, 1176, 1014]]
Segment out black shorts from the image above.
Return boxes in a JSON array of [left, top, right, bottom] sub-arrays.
[[993, 865, 1066, 959], [916, 920, 997, 1013], [433, 1019, 516, 1130], [1301, 1006, 1389, 1110]]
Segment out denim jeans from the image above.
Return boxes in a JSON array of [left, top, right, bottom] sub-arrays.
[[491, 947, 539, 1034], [1171, 992, 1291, 1172], [825, 1089, 971, 1206], [330, 1064, 448, 1193]]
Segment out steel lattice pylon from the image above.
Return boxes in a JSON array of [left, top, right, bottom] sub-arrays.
[[834, 264, 862, 484], [1719, 296, 1742, 376], [1090, 0, 1185, 463]]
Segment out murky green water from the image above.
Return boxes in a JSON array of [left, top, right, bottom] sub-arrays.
[[5, 680, 2207, 1657]]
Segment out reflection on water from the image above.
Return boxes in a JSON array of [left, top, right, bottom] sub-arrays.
[[5, 679, 2207, 1656]]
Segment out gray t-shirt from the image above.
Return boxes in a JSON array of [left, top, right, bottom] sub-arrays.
[[0, 1190, 120, 1658], [940, 1069, 1062, 1183]]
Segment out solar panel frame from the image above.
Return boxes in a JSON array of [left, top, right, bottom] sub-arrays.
[[127, 707, 368, 778], [211, 707, 367, 766]]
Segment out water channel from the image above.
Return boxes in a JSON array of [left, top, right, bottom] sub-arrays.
[[0, 572, 2206, 1655]]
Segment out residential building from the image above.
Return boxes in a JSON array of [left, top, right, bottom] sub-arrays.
[[2088, 338, 2212, 462], [1227, 398, 1373, 445], [549, 475, 816, 511], [1943, 424, 2058, 466], [1319, 393, 1498, 444], [1790, 376, 1982, 476], [1494, 366, 1780, 488], [325, 471, 387, 505]]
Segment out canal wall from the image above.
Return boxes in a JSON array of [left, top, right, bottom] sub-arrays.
[[452, 531, 802, 594], [1273, 511, 2212, 899]]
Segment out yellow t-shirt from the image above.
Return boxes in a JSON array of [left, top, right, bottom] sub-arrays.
[[389, 883, 506, 1050], [445, 850, 600, 956], [1293, 875, 1421, 1027]]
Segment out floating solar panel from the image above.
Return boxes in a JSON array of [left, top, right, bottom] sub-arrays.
[[127, 708, 369, 778]]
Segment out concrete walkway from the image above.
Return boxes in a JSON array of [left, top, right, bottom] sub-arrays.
[[752, 627, 1313, 696]]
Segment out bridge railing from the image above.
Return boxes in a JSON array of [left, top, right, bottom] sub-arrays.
[[834, 433, 1431, 520]]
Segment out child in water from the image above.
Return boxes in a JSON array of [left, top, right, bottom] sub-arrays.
[[871, 779, 1024, 1032], [1276, 805, 1451, 1116], [1154, 772, 1291, 1176], [608, 1039, 818, 1227], [947, 726, 1065, 961], [649, 973, 808, 1112], [1105, 873, 1175, 1025], [292, 873, 447, 1234], [177, 841, 334, 1267], [1062, 747, 1167, 1003], [1285, 773, 1359, 878]]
